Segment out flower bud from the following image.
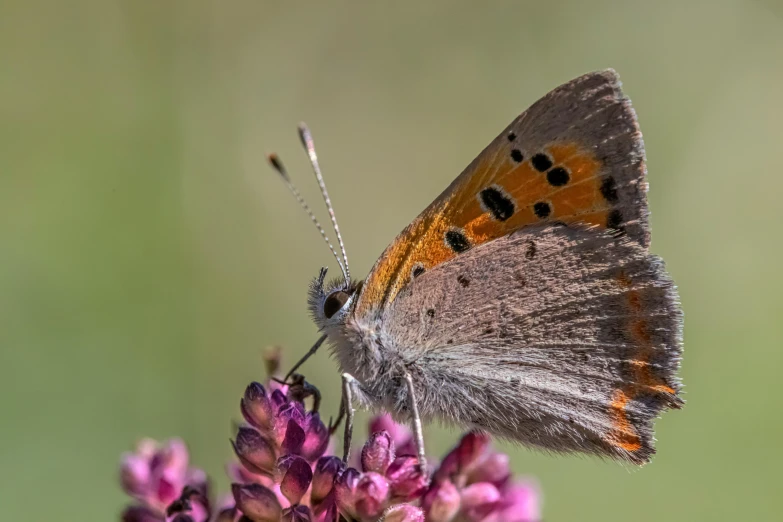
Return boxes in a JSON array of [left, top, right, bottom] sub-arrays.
[[386, 456, 428, 501], [311, 456, 343, 504], [361, 431, 395, 474], [466, 451, 510, 487], [280, 419, 306, 456], [278, 455, 313, 506], [241, 383, 274, 430], [455, 431, 491, 472], [496, 482, 541, 522], [333, 468, 361, 518], [459, 482, 501, 521], [354, 472, 390, 520], [270, 388, 288, 409], [120, 453, 151, 497], [232, 427, 276, 476], [231, 483, 282, 522], [300, 413, 330, 462], [423, 479, 460, 522]]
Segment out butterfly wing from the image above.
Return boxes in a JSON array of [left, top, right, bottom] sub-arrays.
[[383, 224, 683, 464], [356, 69, 648, 318]]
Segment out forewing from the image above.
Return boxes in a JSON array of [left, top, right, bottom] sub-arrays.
[[356, 69, 649, 317], [384, 225, 683, 464]]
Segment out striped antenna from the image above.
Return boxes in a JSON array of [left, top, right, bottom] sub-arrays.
[[297, 123, 351, 285], [267, 153, 350, 285]]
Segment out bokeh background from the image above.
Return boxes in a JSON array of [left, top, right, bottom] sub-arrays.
[[2, 1, 782, 520]]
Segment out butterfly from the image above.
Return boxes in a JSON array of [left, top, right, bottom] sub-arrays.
[[272, 69, 683, 466]]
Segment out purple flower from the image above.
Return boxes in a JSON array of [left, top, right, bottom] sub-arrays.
[[233, 381, 330, 479], [422, 432, 540, 522], [118, 350, 542, 522], [333, 430, 429, 521], [368, 414, 417, 458], [120, 438, 209, 522]]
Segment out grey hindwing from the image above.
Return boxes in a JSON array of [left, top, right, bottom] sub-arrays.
[[383, 224, 683, 464]]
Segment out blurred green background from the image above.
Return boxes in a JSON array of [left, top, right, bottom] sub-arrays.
[[2, 1, 782, 520]]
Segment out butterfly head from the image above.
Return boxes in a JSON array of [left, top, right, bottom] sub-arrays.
[[308, 267, 362, 329]]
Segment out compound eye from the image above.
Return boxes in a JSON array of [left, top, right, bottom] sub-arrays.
[[323, 290, 350, 319]]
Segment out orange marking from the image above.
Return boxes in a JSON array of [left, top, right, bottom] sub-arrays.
[[631, 319, 651, 344], [605, 272, 679, 451], [607, 389, 642, 451], [357, 140, 611, 315]]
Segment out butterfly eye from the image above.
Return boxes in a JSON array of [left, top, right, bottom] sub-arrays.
[[323, 290, 350, 319]]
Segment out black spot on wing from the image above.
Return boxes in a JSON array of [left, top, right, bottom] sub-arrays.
[[525, 240, 536, 260], [600, 176, 619, 203], [533, 201, 551, 219], [546, 167, 570, 186], [607, 209, 624, 234], [445, 229, 471, 253], [479, 187, 515, 221], [531, 153, 553, 172]]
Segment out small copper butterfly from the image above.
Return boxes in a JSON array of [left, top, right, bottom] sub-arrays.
[[271, 69, 683, 467]]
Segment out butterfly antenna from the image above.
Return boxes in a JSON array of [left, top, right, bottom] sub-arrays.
[[267, 153, 349, 284], [298, 123, 351, 286]]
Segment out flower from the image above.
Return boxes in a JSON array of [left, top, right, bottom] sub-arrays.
[[230, 379, 334, 520], [119, 438, 210, 522], [119, 350, 542, 522], [422, 432, 540, 522]]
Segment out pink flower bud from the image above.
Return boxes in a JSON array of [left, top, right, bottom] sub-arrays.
[[270, 389, 287, 409], [386, 456, 428, 502], [466, 451, 510, 486], [455, 432, 491, 472], [423, 479, 460, 522], [354, 472, 390, 520], [120, 453, 151, 497], [281, 419, 306, 456], [241, 383, 274, 431], [497, 482, 541, 522], [232, 427, 276, 476], [232, 483, 282, 522], [460, 482, 501, 521], [361, 431, 395, 474], [333, 468, 361, 518], [311, 456, 343, 504], [300, 413, 330, 462], [278, 455, 313, 506]]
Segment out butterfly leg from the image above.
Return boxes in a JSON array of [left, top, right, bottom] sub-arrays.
[[404, 372, 427, 474], [284, 333, 328, 381], [327, 392, 345, 436], [340, 372, 360, 463]]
